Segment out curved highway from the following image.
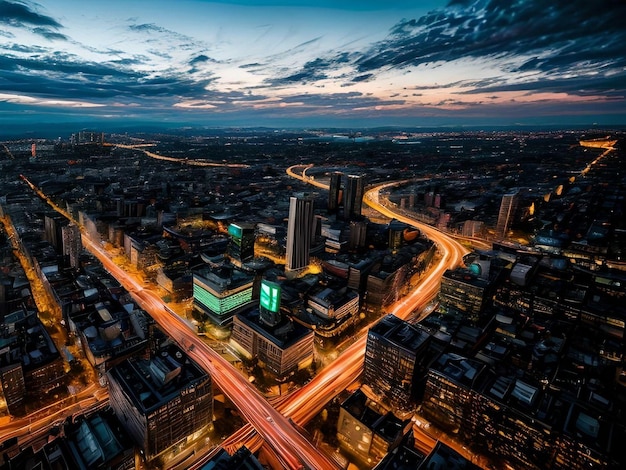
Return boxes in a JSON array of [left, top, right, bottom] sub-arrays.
[[212, 166, 470, 464], [19, 165, 470, 469]]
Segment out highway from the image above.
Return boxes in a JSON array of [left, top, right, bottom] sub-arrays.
[[0, 383, 107, 446], [19, 165, 470, 468], [19, 173, 337, 469], [208, 167, 470, 465], [81, 236, 338, 470], [110, 143, 250, 169]]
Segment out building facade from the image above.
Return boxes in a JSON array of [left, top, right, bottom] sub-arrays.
[[193, 265, 255, 325], [343, 175, 364, 221], [285, 194, 315, 275], [362, 315, 431, 408], [107, 342, 212, 459]]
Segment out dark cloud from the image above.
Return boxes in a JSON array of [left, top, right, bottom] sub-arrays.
[[357, 0, 626, 81], [271, 52, 355, 85], [31, 27, 67, 41], [351, 74, 373, 82], [0, 52, 214, 103], [278, 91, 406, 111], [190, 55, 210, 65], [128, 23, 169, 34], [277, 0, 626, 98], [0, 1, 62, 28], [459, 73, 626, 99], [0, 1, 67, 41]]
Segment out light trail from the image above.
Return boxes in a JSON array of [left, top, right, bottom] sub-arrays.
[[19, 164, 470, 469], [208, 166, 470, 465], [111, 143, 250, 169], [81, 235, 337, 470]]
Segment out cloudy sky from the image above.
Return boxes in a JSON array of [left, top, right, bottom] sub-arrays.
[[0, 0, 625, 131]]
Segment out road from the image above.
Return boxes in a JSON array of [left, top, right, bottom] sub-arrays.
[[206, 167, 470, 465], [111, 143, 250, 169], [19, 173, 337, 469], [19, 166, 470, 468], [0, 383, 107, 445], [81, 236, 338, 470]]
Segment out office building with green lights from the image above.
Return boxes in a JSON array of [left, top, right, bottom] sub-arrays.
[[192, 264, 255, 326], [231, 279, 314, 377]]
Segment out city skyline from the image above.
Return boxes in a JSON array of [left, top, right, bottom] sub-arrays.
[[1, 0, 625, 133]]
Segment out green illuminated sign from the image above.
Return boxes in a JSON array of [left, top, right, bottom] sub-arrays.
[[228, 224, 243, 239], [260, 280, 280, 313]]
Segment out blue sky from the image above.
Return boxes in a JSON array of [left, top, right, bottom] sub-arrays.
[[0, 0, 625, 132]]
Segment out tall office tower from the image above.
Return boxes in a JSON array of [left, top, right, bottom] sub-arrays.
[[343, 174, 364, 221], [62, 223, 82, 269], [107, 342, 212, 460], [328, 171, 342, 214], [44, 213, 67, 252], [348, 220, 367, 251], [362, 314, 431, 407], [285, 194, 315, 276], [495, 191, 519, 239], [227, 222, 255, 265]]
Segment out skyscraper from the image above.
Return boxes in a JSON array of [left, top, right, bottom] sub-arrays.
[[328, 171, 342, 214], [62, 223, 82, 269], [227, 222, 255, 265], [495, 191, 519, 239], [285, 194, 314, 275], [343, 174, 364, 221]]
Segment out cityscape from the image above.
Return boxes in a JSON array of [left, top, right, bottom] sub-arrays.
[[1, 1, 625, 470]]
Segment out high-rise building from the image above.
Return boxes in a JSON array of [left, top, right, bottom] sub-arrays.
[[439, 268, 493, 319], [362, 314, 431, 408], [0, 363, 25, 414], [495, 191, 519, 239], [337, 389, 411, 464], [388, 219, 410, 252], [227, 222, 255, 266], [62, 223, 82, 269], [348, 220, 367, 251], [44, 213, 68, 252], [285, 194, 315, 276], [107, 342, 212, 460], [193, 264, 255, 325], [328, 171, 342, 214], [343, 175, 364, 221], [0, 310, 65, 414]]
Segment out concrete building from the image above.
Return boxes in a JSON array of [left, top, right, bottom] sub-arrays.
[[337, 389, 411, 464], [439, 268, 494, 319], [363, 315, 431, 408], [106, 341, 212, 459], [0, 308, 66, 414], [230, 279, 314, 377]]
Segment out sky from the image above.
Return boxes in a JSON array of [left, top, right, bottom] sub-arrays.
[[0, 0, 625, 132]]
